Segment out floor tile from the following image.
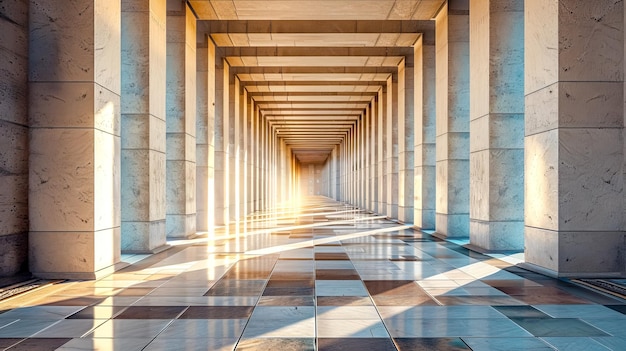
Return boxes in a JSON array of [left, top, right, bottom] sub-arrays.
[[0, 320, 61, 338], [364, 280, 425, 296], [241, 318, 315, 338], [592, 336, 626, 350], [257, 296, 315, 306], [541, 337, 612, 351], [317, 319, 389, 338], [40, 296, 106, 306], [144, 337, 237, 351], [114, 306, 187, 319], [86, 320, 171, 338], [115, 288, 156, 296], [235, 338, 315, 351], [533, 304, 626, 319], [179, 306, 253, 319], [384, 318, 532, 338], [0, 339, 22, 349], [262, 287, 314, 296], [316, 296, 373, 306], [393, 337, 470, 350], [510, 318, 609, 337], [377, 305, 507, 320], [315, 269, 360, 280], [372, 295, 438, 306], [315, 253, 350, 260], [434, 296, 526, 306], [0, 306, 84, 320], [317, 338, 396, 351], [492, 305, 551, 318], [158, 319, 246, 339], [249, 306, 315, 320], [461, 337, 554, 351], [5, 338, 72, 351], [317, 306, 380, 320], [315, 280, 368, 296], [31, 320, 106, 338], [66, 306, 127, 319], [606, 305, 626, 314], [265, 280, 315, 288], [580, 318, 626, 337]]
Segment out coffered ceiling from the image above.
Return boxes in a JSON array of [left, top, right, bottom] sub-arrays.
[[189, 1, 444, 163]]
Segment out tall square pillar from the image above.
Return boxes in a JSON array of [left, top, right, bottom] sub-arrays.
[[29, 0, 122, 279], [524, 0, 625, 276], [0, 0, 29, 275], [469, 0, 525, 251], [196, 36, 216, 232], [121, 0, 167, 253], [414, 36, 437, 230], [398, 59, 415, 224], [166, 0, 196, 238], [435, 1, 470, 238]]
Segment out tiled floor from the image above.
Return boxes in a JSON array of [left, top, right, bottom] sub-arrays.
[[1, 197, 625, 350]]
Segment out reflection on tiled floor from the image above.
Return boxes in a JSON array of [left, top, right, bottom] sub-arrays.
[[1, 196, 626, 350]]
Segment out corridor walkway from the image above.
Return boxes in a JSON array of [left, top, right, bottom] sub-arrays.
[[0, 197, 625, 350]]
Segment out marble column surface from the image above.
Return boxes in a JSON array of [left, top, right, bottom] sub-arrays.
[[523, 0, 625, 276], [165, 1, 196, 238], [28, 0, 122, 278], [434, 3, 470, 238]]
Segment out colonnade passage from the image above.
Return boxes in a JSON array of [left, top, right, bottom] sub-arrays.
[[1, 0, 626, 321], [0, 196, 623, 350]]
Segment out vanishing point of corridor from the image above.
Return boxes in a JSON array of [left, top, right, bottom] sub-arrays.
[[0, 197, 624, 350]]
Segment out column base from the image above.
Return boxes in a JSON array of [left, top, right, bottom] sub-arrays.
[[29, 228, 121, 280], [525, 226, 625, 278], [398, 206, 414, 224], [121, 220, 166, 253], [435, 213, 469, 238], [32, 260, 130, 280], [166, 214, 196, 238], [413, 209, 435, 230], [0, 233, 28, 276], [469, 220, 524, 251]]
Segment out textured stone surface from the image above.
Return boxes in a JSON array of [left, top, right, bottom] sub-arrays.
[[525, 227, 625, 276], [166, 2, 196, 237], [470, 220, 524, 251], [414, 39, 436, 230], [28, 0, 121, 278], [435, 3, 470, 238], [468, 0, 525, 251], [0, 233, 28, 275], [29, 228, 121, 277], [524, 0, 625, 276]]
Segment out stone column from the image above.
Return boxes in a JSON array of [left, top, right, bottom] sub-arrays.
[[196, 36, 216, 233], [246, 95, 254, 215], [228, 76, 238, 221], [524, 0, 625, 276], [214, 58, 229, 225], [386, 76, 399, 219], [435, 1, 470, 238], [369, 101, 378, 212], [414, 36, 437, 230], [359, 114, 365, 207], [29, 0, 121, 278], [121, 0, 167, 253], [377, 90, 387, 213], [166, 0, 196, 238], [361, 106, 372, 210], [469, 0, 524, 251], [399, 59, 415, 224], [1, 1, 28, 275]]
